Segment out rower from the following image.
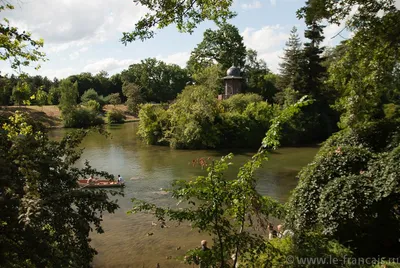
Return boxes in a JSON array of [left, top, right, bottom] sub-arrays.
[[117, 175, 124, 184]]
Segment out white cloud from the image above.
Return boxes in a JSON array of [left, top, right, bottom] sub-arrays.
[[4, 0, 148, 53], [69, 47, 89, 60], [156, 52, 191, 67], [83, 58, 139, 74], [241, 1, 262, 10], [242, 25, 289, 72]]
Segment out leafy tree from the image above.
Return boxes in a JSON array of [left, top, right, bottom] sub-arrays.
[[35, 87, 48, 108], [121, 0, 236, 42], [137, 103, 169, 145], [243, 49, 276, 102], [106, 109, 125, 124], [108, 93, 121, 106], [58, 79, 79, 115], [122, 82, 143, 115], [85, 100, 101, 113], [221, 93, 263, 113], [187, 23, 246, 73], [121, 58, 189, 102], [0, 75, 12, 105], [62, 108, 104, 128], [80, 88, 105, 106], [0, 112, 118, 267], [298, 0, 400, 128], [164, 85, 220, 149], [0, 4, 45, 70], [11, 81, 31, 106], [192, 64, 224, 94], [277, 27, 304, 93], [130, 97, 311, 267], [48, 86, 61, 105]]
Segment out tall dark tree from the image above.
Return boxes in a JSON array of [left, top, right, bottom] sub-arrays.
[[302, 21, 326, 97], [278, 27, 304, 92], [187, 23, 246, 74]]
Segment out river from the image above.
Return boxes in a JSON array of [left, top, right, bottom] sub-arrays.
[[49, 122, 319, 268]]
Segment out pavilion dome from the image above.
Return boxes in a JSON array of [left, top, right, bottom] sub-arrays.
[[226, 66, 241, 77]]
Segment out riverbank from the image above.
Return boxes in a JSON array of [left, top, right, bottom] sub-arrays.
[[0, 105, 138, 128]]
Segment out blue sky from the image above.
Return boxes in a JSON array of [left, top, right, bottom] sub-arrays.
[[0, 0, 357, 79]]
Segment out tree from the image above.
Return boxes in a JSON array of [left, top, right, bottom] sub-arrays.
[[11, 81, 31, 106], [192, 64, 224, 94], [243, 49, 276, 102], [121, 58, 189, 103], [278, 27, 304, 93], [59, 79, 79, 115], [187, 23, 247, 73], [108, 93, 121, 106], [48, 86, 61, 105], [121, 0, 236, 42], [302, 21, 326, 97], [35, 87, 48, 108], [0, 112, 119, 267], [297, 0, 400, 128], [80, 88, 104, 106], [0, 4, 45, 70], [122, 82, 143, 115]]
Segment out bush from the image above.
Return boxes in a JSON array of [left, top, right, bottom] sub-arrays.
[[137, 103, 169, 145], [221, 93, 263, 113], [286, 119, 400, 258], [63, 108, 104, 128], [106, 109, 125, 124], [85, 100, 101, 113], [80, 88, 105, 106]]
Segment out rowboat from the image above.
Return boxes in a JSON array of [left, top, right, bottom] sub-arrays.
[[78, 179, 125, 188]]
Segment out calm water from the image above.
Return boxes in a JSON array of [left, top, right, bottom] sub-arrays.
[[49, 123, 319, 268]]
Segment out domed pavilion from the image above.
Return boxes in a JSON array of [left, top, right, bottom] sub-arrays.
[[218, 66, 244, 100]]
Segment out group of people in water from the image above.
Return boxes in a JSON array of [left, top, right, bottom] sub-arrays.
[[86, 174, 125, 185]]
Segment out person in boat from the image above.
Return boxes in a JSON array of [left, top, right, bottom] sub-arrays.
[[193, 240, 212, 268], [277, 224, 294, 238], [268, 223, 277, 240], [87, 175, 95, 184], [117, 175, 124, 184]]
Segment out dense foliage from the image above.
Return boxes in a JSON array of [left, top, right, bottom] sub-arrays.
[[106, 109, 125, 124], [138, 88, 279, 149], [0, 112, 119, 267]]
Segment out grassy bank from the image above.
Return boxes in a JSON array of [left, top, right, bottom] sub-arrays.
[[0, 105, 138, 128]]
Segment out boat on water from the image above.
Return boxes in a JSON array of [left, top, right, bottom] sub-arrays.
[[78, 179, 125, 188]]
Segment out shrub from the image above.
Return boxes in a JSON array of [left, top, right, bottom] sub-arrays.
[[63, 108, 104, 128], [286, 119, 400, 258], [85, 100, 101, 113], [106, 109, 125, 124], [137, 103, 169, 145], [80, 88, 105, 106], [221, 93, 263, 113]]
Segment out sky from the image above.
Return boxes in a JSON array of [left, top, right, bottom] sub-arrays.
[[0, 0, 394, 80]]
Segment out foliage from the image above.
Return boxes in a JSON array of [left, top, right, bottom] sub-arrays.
[[106, 109, 125, 124], [108, 93, 121, 106], [247, 232, 354, 268], [243, 49, 277, 102], [0, 112, 119, 267], [221, 93, 263, 113], [164, 85, 220, 149], [286, 119, 400, 257], [47, 86, 61, 105], [62, 107, 104, 128], [0, 4, 46, 70], [121, 0, 236, 42], [58, 79, 79, 115], [130, 98, 310, 267], [277, 27, 304, 93], [122, 82, 143, 115], [191, 64, 224, 94], [85, 100, 101, 113], [187, 23, 246, 73], [35, 88, 48, 107], [121, 58, 189, 103], [137, 103, 169, 145], [11, 81, 31, 106], [80, 88, 105, 106]]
